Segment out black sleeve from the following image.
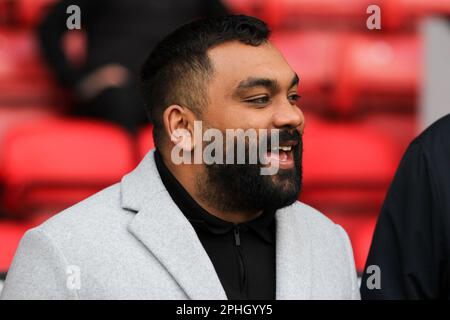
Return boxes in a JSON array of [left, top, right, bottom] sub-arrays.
[[360, 141, 445, 299], [37, 0, 92, 86]]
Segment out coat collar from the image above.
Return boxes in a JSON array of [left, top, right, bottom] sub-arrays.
[[121, 149, 313, 299]]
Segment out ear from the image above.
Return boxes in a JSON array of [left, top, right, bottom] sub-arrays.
[[163, 105, 197, 152]]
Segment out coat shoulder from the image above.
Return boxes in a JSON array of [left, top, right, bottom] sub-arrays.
[[280, 200, 353, 259], [287, 200, 341, 232], [36, 183, 133, 245]]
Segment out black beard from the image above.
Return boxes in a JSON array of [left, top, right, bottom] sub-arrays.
[[196, 130, 303, 214]]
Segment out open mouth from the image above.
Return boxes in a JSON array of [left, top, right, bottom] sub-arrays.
[[264, 141, 298, 168]]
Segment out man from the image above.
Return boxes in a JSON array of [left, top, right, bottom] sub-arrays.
[[361, 114, 450, 299], [2, 15, 359, 300]]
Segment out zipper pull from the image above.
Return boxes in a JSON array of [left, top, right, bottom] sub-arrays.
[[234, 226, 241, 246]]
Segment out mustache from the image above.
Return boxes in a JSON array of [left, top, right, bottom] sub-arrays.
[[217, 128, 303, 162], [265, 129, 302, 148]]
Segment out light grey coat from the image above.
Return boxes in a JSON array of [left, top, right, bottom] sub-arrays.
[[1, 150, 360, 300]]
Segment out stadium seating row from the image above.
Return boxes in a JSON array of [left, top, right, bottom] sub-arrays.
[[226, 0, 450, 30], [271, 31, 420, 116], [0, 115, 402, 217], [2, 0, 449, 31], [0, 113, 413, 272], [0, 0, 56, 28], [0, 28, 420, 115]]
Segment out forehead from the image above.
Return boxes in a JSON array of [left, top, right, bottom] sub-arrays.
[[207, 41, 296, 90]]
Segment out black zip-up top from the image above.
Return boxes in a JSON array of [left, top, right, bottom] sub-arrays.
[[154, 150, 276, 300]]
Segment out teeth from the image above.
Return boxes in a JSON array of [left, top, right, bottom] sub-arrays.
[[271, 146, 292, 152]]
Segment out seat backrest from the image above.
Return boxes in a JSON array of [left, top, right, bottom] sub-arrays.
[[0, 118, 136, 217]]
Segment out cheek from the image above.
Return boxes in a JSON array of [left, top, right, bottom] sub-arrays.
[[235, 109, 274, 131], [208, 106, 274, 131]]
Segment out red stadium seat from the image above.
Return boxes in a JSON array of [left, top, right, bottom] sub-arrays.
[[364, 113, 418, 158], [272, 31, 420, 116], [333, 34, 420, 115], [0, 118, 136, 217], [226, 0, 450, 30], [271, 31, 342, 112], [302, 116, 399, 185], [267, 0, 370, 29], [0, 30, 50, 79], [137, 124, 155, 160], [300, 115, 398, 239], [300, 115, 400, 272], [0, 29, 63, 105], [12, 0, 58, 28], [225, 0, 369, 29], [0, 105, 58, 164], [0, 220, 35, 273], [0, 1, 10, 26]]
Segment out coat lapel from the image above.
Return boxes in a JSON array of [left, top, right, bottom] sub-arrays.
[[121, 149, 313, 300], [121, 150, 227, 300], [275, 207, 313, 299]]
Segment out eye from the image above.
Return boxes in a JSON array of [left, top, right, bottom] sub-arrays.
[[245, 96, 270, 104], [288, 94, 301, 103]]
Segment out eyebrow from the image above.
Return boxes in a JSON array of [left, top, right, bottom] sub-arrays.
[[236, 73, 299, 92]]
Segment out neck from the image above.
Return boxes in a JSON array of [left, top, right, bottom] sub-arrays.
[[160, 151, 263, 224]]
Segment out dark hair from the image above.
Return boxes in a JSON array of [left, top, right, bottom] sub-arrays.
[[140, 15, 270, 149]]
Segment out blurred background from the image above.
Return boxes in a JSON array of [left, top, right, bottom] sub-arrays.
[[1, 0, 450, 291]]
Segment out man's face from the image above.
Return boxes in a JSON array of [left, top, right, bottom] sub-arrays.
[[195, 40, 305, 213]]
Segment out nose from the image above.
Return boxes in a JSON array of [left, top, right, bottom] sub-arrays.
[[272, 99, 305, 133]]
